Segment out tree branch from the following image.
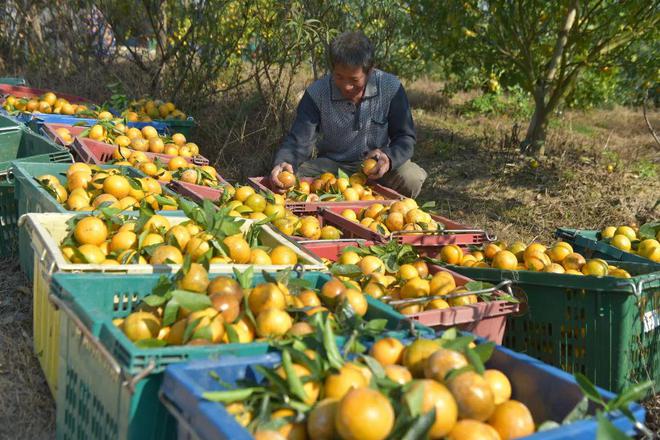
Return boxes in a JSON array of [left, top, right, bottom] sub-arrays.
[[643, 89, 660, 149]]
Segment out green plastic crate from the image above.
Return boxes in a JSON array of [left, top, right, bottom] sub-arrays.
[[556, 228, 660, 268], [158, 117, 195, 138], [52, 271, 427, 440], [12, 162, 182, 280], [445, 261, 660, 394], [0, 77, 28, 86], [0, 118, 68, 172], [0, 180, 18, 256]]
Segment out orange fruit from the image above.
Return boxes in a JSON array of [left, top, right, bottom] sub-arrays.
[[430, 271, 457, 296], [144, 215, 170, 233], [398, 263, 419, 280], [424, 348, 469, 383], [150, 245, 184, 265], [335, 387, 394, 440], [223, 235, 251, 263], [483, 369, 512, 405], [403, 338, 442, 377], [76, 244, 106, 264], [306, 398, 338, 440], [74, 217, 108, 246], [109, 231, 137, 253], [168, 156, 189, 171], [483, 243, 501, 260], [400, 277, 430, 298], [448, 420, 500, 440], [340, 288, 368, 316], [562, 252, 586, 271], [408, 379, 458, 438], [324, 364, 368, 399], [248, 283, 286, 315], [269, 245, 298, 265], [186, 235, 211, 260], [103, 175, 131, 199], [249, 248, 272, 265], [255, 308, 293, 337], [610, 234, 632, 252], [491, 250, 518, 270], [384, 365, 413, 384], [448, 371, 495, 421], [67, 162, 92, 177], [440, 245, 463, 265], [122, 311, 160, 342], [370, 337, 405, 366], [178, 263, 209, 292], [488, 400, 535, 440]]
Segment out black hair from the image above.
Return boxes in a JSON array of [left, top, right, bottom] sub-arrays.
[[329, 31, 375, 73]]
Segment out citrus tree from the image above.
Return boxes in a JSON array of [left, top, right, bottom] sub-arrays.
[[411, 0, 659, 156]]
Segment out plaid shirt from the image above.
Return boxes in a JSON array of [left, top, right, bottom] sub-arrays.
[[274, 69, 416, 171]]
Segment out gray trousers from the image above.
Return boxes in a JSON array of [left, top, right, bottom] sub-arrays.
[[297, 157, 427, 198]]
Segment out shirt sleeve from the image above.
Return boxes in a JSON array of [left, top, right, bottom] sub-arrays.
[[381, 84, 416, 170], [273, 91, 320, 169]]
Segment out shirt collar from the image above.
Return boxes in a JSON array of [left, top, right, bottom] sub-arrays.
[[330, 69, 379, 102]]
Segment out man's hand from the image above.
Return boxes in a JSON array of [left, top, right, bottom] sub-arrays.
[[364, 149, 391, 180], [270, 162, 294, 193]]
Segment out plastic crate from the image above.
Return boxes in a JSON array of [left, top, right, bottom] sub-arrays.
[[318, 204, 493, 246], [0, 77, 28, 86], [72, 136, 210, 166], [160, 341, 646, 440], [368, 264, 518, 343], [155, 117, 196, 138], [167, 180, 225, 203], [0, 180, 18, 257], [53, 271, 426, 440], [301, 238, 375, 261], [556, 227, 660, 268], [446, 261, 660, 394], [0, 117, 69, 172], [40, 123, 86, 146], [21, 212, 326, 398], [248, 175, 405, 213], [0, 84, 92, 104]]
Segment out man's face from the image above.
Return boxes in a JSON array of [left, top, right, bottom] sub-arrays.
[[332, 63, 369, 101]]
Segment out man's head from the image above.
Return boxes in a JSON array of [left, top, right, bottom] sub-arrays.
[[329, 31, 374, 101]]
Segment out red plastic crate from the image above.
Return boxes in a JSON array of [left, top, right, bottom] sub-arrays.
[[300, 239, 375, 261], [0, 84, 93, 104], [71, 137, 210, 166], [42, 123, 87, 146], [397, 265, 519, 343], [167, 178, 230, 200], [167, 179, 225, 203], [318, 205, 493, 246], [248, 176, 404, 213]]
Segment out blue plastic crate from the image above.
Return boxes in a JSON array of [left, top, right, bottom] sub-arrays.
[[161, 340, 647, 440]]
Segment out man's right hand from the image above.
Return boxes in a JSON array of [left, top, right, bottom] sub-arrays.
[[270, 162, 294, 193]]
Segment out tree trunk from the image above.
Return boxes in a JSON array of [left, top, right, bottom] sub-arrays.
[[524, 100, 548, 157]]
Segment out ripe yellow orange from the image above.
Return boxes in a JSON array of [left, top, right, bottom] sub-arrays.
[[610, 234, 631, 252], [324, 364, 368, 399], [150, 245, 184, 265], [562, 252, 586, 271], [384, 365, 413, 385], [398, 263, 419, 280], [448, 420, 500, 440], [491, 250, 518, 270], [335, 387, 394, 440], [103, 175, 131, 199], [424, 348, 469, 383], [76, 244, 106, 264], [249, 248, 272, 265], [448, 371, 496, 421], [109, 231, 137, 253], [248, 283, 286, 315], [276, 363, 320, 405], [168, 156, 189, 171], [340, 288, 368, 316], [400, 277, 431, 298], [255, 308, 293, 337], [483, 243, 501, 260], [357, 255, 385, 275], [488, 400, 535, 440], [581, 259, 609, 276], [74, 217, 108, 246], [440, 245, 463, 265], [234, 185, 255, 202], [369, 337, 405, 366], [141, 126, 159, 139], [122, 311, 160, 342], [306, 398, 338, 440], [483, 369, 512, 405], [543, 263, 565, 274], [408, 380, 458, 438], [430, 271, 457, 296], [403, 338, 442, 377], [548, 245, 572, 263], [615, 226, 636, 241], [67, 162, 92, 177], [223, 235, 251, 264]]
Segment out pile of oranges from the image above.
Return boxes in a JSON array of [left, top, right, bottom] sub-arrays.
[[337, 250, 483, 315], [2, 92, 92, 116], [601, 225, 660, 262], [224, 335, 535, 440], [61, 212, 301, 266], [37, 163, 178, 212], [335, 198, 440, 237], [277, 169, 388, 203], [115, 268, 369, 345], [438, 241, 632, 278], [122, 98, 187, 121]]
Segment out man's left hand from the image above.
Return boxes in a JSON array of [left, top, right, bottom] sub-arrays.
[[365, 149, 391, 179]]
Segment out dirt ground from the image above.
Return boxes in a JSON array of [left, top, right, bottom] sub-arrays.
[[0, 81, 658, 438]]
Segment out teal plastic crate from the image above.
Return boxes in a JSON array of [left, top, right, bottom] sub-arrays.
[[157, 117, 196, 138], [556, 227, 660, 268], [0, 115, 68, 172], [0, 76, 28, 86], [443, 261, 660, 394], [52, 271, 427, 440], [12, 162, 183, 279]]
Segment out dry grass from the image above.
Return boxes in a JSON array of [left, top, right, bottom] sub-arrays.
[[0, 258, 54, 440]]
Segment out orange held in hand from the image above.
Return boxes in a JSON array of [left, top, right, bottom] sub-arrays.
[[277, 171, 296, 188], [362, 158, 378, 175]]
